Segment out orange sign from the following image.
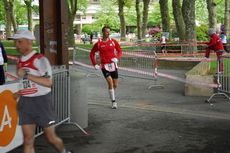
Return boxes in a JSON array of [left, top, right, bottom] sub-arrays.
[[0, 90, 18, 146]]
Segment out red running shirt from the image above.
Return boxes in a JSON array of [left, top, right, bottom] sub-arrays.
[[90, 38, 122, 67]]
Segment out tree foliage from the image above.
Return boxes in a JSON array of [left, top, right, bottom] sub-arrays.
[[94, 0, 120, 31], [148, 3, 162, 26], [0, 1, 5, 25]]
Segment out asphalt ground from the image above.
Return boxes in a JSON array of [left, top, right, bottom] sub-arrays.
[[9, 65, 230, 153]]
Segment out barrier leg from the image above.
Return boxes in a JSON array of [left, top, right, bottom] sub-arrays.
[[64, 122, 89, 135], [147, 73, 164, 89], [148, 54, 164, 90]]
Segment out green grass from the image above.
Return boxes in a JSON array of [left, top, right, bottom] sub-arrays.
[[209, 59, 230, 75], [76, 44, 93, 49]]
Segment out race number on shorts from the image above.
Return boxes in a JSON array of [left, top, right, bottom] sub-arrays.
[[104, 63, 116, 72]]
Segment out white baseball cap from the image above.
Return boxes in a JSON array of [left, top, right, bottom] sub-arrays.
[[8, 29, 35, 40]]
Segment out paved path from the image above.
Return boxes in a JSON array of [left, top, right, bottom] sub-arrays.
[[9, 66, 230, 153]]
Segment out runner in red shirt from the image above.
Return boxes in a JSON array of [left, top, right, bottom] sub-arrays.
[[90, 26, 122, 109]]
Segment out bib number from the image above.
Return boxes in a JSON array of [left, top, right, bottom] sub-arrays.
[[104, 63, 116, 72], [19, 79, 38, 95], [22, 79, 32, 89]]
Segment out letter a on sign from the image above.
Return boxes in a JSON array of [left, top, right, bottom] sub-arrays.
[[0, 106, 12, 131], [0, 90, 18, 146]]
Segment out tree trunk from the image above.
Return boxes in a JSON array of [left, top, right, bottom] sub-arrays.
[[118, 0, 126, 41], [3, 0, 12, 37], [172, 0, 185, 41], [68, 16, 75, 47], [24, 0, 33, 31], [67, 0, 78, 47], [159, 0, 170, 32], [9, 0, 17, 32], [142, 0, 150, 38], [182, 0, 197, 53], [224, 0, 230, 36], [136, 0, 142, 40], [206, 0, 217, 29]]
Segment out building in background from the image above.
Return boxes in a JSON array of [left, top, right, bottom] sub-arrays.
[[75, 0, 101, 34]]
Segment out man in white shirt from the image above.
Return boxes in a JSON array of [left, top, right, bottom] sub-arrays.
[[9, 30, 72, 153]]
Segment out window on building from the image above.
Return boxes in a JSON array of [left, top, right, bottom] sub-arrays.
[[92, 15, 97, 20], [82, 16, 86, 20], [76, 15, 81, 21]]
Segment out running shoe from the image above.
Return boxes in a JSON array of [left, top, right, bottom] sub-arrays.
[[112, 102, 118, 109]]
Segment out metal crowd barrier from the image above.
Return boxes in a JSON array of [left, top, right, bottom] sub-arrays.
[[206, 56, 230, 103], [119, 41, 208, 55], [73, 46, 164, 89], [73, 46, 230, 93], [35, 65, 71, 136]]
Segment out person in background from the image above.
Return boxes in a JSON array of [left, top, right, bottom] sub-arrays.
[[160, 33, 167, 55], [205, 28, 225, 72], [9, 29, 72, 153], [90, 26, 122, 109], [0, 41, 8, 85], [219, 32, 229, 53], [90, 33, 93, 44]]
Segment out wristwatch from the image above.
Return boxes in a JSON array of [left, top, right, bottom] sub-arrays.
[[23, 72, 29, 79]]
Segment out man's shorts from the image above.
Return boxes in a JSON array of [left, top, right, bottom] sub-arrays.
[[17, 93, 57, 128], [101, 68, 118, 79]]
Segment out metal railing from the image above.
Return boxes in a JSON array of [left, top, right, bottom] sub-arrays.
[[206, 56, 230, 103], [73, 46, 164, 89], [73, 46, 230, 93], [119, 41, 208, 55], [35, 65, 71, 136]]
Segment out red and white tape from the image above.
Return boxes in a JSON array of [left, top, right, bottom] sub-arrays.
[[77, 47, 213, 62], [5, 72, 18, 81], [74, 61, 220, 88]]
